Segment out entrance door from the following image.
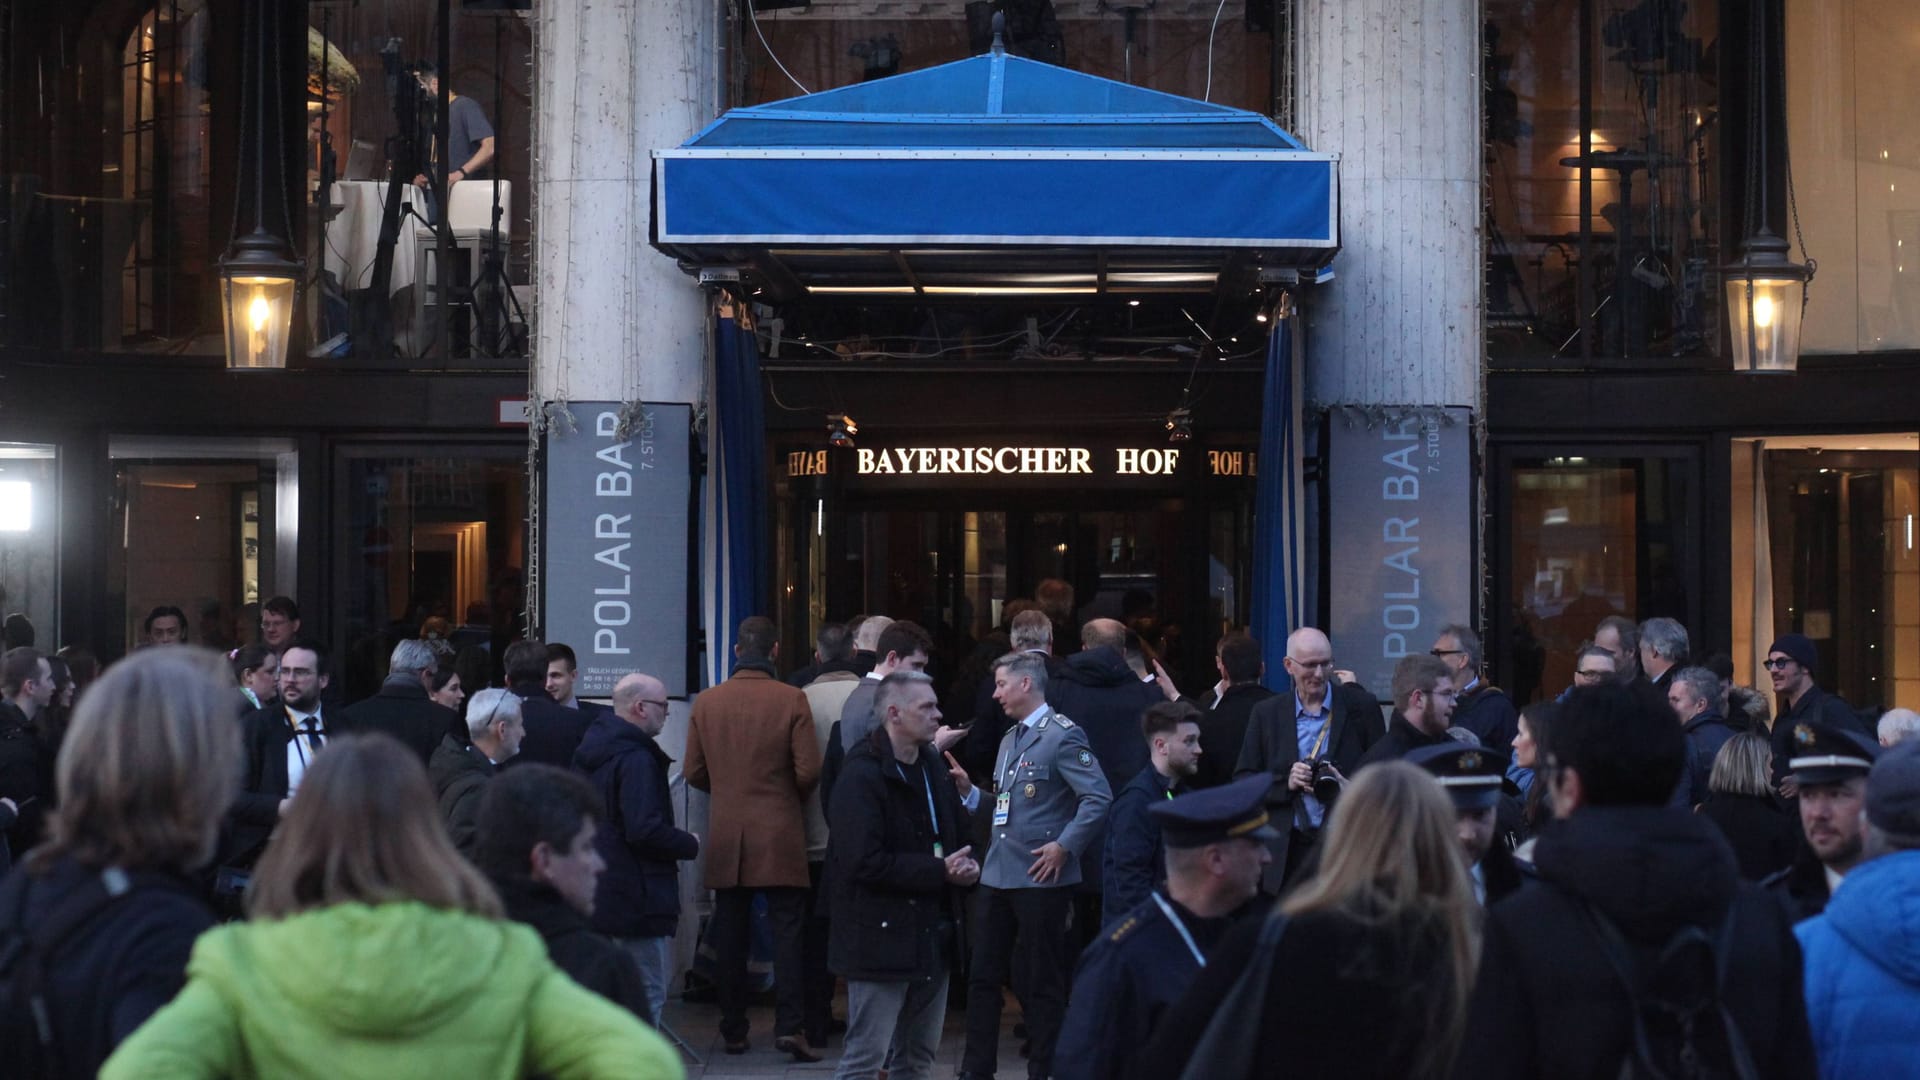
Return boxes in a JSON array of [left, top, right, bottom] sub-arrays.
[[1733, 435, 1920, 712]]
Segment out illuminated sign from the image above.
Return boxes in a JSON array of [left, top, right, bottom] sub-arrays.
[[787, 443, 1251, 480]]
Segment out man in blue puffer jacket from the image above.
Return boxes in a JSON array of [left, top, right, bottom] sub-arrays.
[[1796, 739, 1920, 1079]]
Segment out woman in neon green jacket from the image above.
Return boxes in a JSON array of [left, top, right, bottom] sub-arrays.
[[102, 733, 682, 1080]]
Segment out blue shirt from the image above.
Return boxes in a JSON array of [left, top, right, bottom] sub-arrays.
[[1295, 696, 1330, 828]]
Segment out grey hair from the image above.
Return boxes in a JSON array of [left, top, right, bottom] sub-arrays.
[[465, 688, 522, 739], [1575, 644, 1617, 668], [1671, 666, 1720, 712], [1707, 731, 1773, 798], [1863, 820, 1920, 860], [993, 651, 1050, 697], [853, 615, 893, 652], [1639, 617, 1689, 663], [874, 670, 936, 724], [389, 638, 439, 677], [1009, 609, 1054, 651], [1879, 708, 1920, 747], [1436, 623, 1482, 670]]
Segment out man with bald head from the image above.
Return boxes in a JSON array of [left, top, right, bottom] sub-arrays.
[[574, 671, 701, 1025], [1234, 627, 1382, 888]]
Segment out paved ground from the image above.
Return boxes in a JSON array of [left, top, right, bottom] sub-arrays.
[[660, 991, 1026, 1079]]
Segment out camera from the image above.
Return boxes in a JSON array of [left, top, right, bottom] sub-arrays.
[[1307, 759, 1343, 804]]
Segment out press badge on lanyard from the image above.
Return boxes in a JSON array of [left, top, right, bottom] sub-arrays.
[[993, 791, 1012, 826]]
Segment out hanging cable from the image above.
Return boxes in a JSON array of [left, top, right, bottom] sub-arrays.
[[747, 2, 810, 96], [1202, 0, 1231, 102]]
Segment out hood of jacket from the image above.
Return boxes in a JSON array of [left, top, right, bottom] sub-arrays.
[[1531, 805, 1739, 941], [573, 713, 665, 774], [1824, 849, 1920, 983], [376, 674, 431, 701], [190, 902, 551, 1038], [496, 879, 592, 945], [428, 736, 494, 791], [1058, 645, 1138, 689]]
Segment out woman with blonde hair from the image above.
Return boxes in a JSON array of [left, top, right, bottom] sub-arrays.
[[0, 646, 242, 1079], [102, 733, 681, 1080], [1697, 730, 1799, 880], [1133, 761, 1481, 1079]]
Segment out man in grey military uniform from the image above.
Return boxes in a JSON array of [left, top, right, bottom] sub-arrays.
[[959, 651, 1113, 1080]]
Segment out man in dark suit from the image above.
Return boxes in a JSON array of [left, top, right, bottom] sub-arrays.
[[227, 640, 335, 867], [1234, 627, 1378, 889], [1187, 630, 1275, 789], [503, 639, 592, 769], [335, 638, 461, 766]]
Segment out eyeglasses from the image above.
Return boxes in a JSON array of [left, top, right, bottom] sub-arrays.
[[1762, 658, 1796, 671], [643, 699, 670, 711], [280, 667, 317, 679], [1287, 658, 1334, 672], [1429, 648, 1466, 658], [1574, 669, 1610, 679]]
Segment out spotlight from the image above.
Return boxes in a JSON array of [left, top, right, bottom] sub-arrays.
[[827, 413, 859, 448], [1164, 406, 1193, 443], [1255, 311, 1269, 323]]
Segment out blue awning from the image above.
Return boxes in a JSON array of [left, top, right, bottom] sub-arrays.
[[653, 43, 1337, 297]]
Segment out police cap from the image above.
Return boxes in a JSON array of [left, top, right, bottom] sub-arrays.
[[1150, 773, 1280, 849], [1406, 743, 1510, 811], [1788, 720, 1879, 786]]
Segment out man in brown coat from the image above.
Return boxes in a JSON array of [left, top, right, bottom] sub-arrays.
[[686, 615, 824, 1060]]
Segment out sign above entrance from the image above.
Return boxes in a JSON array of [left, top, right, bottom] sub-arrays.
[[783, 441, 1254, 489]]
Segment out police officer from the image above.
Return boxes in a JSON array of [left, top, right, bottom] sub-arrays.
[[959, 651, 1112, 1080], [1764, 720, 1880, 920], [1408, 743, 1526, 904], [1054, 774, 1273, 1080]]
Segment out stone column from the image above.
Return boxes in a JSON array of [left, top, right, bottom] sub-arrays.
[[1294, 0, 1485, 636]]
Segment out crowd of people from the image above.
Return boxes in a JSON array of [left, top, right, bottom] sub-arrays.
[[0, 587, 1917, 1079]]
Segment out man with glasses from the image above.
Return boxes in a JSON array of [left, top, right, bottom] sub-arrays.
[[1233, 627, 1379, 888], [229, 641, 336, 866], [1765, 633, 1872, 795], [574, 672, 700, 1026], [430, 686, 525, 854], [1432, 623, 1518, 755], [1358, 653, 1459, 768], [1570, 643, 1617, 689]]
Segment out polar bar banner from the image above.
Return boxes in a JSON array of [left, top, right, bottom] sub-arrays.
[[543, 402, 692, 698], [1326, 409, 1474, 700]]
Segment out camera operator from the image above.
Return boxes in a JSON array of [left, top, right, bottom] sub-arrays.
[[410, 63, 494, 202]]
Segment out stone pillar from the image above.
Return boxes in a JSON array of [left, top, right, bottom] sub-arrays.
[[1294, 0, 1485, 639], [1296, 0, 1481, 410], [533, 0, 718, 404]]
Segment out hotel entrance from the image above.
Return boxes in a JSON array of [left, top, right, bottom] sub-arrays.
[[772, 435, 1259, 700]]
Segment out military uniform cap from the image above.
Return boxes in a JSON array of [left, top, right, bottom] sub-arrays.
[[1406, 743, 1509, 811], [1150, 773, 1279, 848], [1788, 720, 1878, 786]]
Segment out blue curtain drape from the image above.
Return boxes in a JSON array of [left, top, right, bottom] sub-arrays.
[[1250, 311, 1304, 693], [706, 309, 767, 686]]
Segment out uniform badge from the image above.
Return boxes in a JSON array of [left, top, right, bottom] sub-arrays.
[[1794, 724, 1816, 747], [1460, 751, 1482, 771], [1023, 782, 1038, 799], [1078, 749, 1093, 767]]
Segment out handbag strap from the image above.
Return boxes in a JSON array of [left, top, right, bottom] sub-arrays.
[[1175, 908, 1291, 1080]]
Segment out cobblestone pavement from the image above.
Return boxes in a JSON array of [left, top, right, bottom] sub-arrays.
[[661, 990, 1026, 1079]]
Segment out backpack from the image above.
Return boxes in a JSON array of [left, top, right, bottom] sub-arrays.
[[0, 866, 148, 1078], [1579, 901, 1761, 1080]]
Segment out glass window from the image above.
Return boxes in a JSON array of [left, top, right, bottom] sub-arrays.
[[107, 436, 298, 659], [1732, 436, 1920, 710], [1501, 452, 1695, 703], [0, 445, 60, 648], [335, 450, 526, 701], [1485, 0, 1721, 363], [1787, 0, 1920, 354], [734, 2, 1281, 115]]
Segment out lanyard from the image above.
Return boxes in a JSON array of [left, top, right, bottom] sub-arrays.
[[1150, 892, 1206, 967], [897, 760, 940, 839], [1303, 709, 1330, 759]]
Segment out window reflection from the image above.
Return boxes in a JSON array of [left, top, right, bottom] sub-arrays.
[[1485, 0, 1720, 363]]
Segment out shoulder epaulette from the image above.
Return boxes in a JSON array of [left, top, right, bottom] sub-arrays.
[[1053, 714, 1075, 728]]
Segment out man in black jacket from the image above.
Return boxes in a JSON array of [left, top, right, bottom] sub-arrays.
[[828, 670, 979, 1080], [1357, 653, 1458, 767], [1101, 700, 1201, 925], [334, 639, 461, 767], [1234, 627, 1380, 888], [225, 641, 335, 869], [1187, 630, 1274, 789], [574, 671, 701, 1026], [471, 763, 652, 1023], [1453, 683, 1818, 1079], [1432, 623, 1518, 754], [1766, 633, 1873, 793], [502, 639, 591, 769]]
